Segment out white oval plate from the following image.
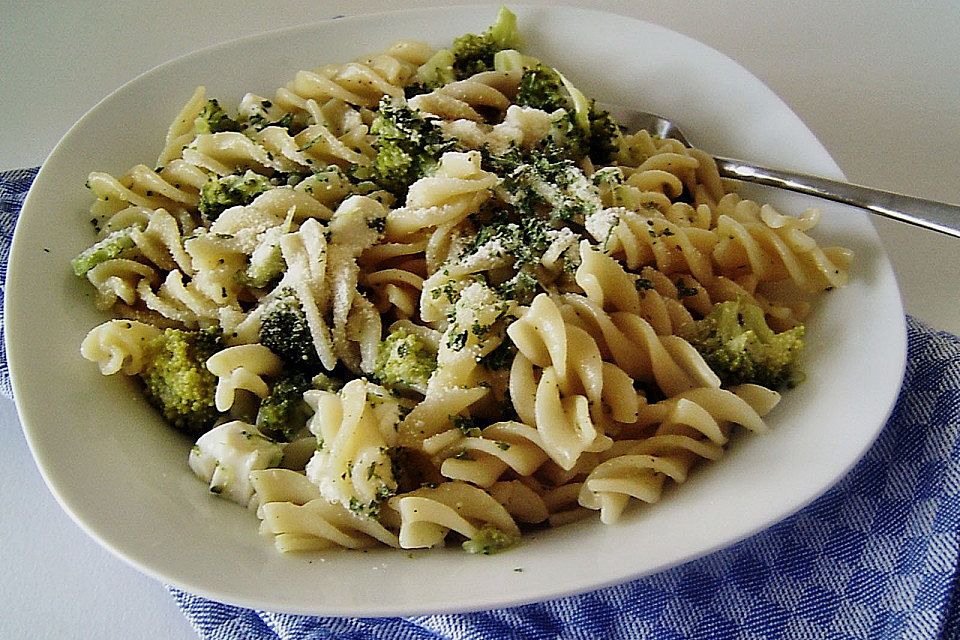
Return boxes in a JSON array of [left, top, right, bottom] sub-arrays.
[[7, 5, 905, 616]]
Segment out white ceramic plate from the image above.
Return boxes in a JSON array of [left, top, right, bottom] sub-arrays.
[[7, 5, 905, 616]]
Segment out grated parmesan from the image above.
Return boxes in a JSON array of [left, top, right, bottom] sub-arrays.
[[585, 207, 626, 243]]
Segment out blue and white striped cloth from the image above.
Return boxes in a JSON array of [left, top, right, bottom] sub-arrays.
[[0, 167, 37, 399], [3, 167, 958, 639]]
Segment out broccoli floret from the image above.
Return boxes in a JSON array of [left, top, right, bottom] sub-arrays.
[[259, 288, 320, 371], [138, 327, 223, 435], [255, 371, 314, 441], [543, 111, 592, 162], [71, 226, 142, 276], [374, 326, 437, 394], [687, 300, 806, 390], [194, 99, 243, 134], [256, 369, 346, 441], [586, 102, 622, 164], [449, 6, 520, 79], [371, 144, 420, 195], [363, 97, 458, 200], [462, 524, 520, 555], [198, 170, 273, 221], [515, 66, 621, 163], [311, 371, 345, 393], [516, 64, 568, 113], [450, 34, 501, 79]]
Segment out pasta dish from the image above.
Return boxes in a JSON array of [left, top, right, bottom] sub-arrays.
[[74, 8, 852, 555]]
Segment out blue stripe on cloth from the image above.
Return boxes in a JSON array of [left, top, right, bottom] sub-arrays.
[[0, 167, 39, 400], [2, 168, 958, 639]]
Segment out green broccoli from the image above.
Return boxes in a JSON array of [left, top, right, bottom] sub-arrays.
[[237, 249, 284, 290], [138, 327, 223, 435], [449, 6, 520, 79], [71, 226, 142, 276], [449, 34, 502, 79], [374, 326, 437, 394], [542, 111, 593, 162], [198, 170, 273, 221], [362, 97, 458, 200], [310, 371, 345, 393], [255, 371, 314, 441], [687, 300, 806, 390], [515, 64, 622, 163], [194, 99, 243, 134], [255, 369, 348, 441], [462, 524, 520, 555], [585, 102, 622, 164], [258, 288, 321, 371], [516, 64, 569, 113]]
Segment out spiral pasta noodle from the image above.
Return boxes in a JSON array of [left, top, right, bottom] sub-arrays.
[[303, 379, 400, 518], [422, 420, 551, 488], [711, 194, 853, 292], [408, 70, 520, 123], [579, 384, 781, 523], [206, 344, 283, 412], [388, 481, 520, 549], [280, 40, 432, 111], [80, 319, 162, 375], [251, 468, 401, 551]]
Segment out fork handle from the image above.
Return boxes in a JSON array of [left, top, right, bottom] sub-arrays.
[[714, 156, 960, 239]]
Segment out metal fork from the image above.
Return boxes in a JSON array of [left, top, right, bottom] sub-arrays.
[[616, 109, 960, 239]]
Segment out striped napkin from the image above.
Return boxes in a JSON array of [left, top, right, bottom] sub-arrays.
[[3, 167, 958, 639]]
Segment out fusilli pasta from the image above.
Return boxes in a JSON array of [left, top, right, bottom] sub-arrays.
[[74, 8, 852, 556]]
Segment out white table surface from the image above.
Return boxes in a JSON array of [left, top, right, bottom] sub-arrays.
[[2, 1, 958, 638]]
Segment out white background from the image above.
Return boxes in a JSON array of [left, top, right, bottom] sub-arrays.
[[2, 1, 958, 638]]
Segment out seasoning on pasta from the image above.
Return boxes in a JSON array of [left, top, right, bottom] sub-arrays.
[[74, 7, 852, 554]]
